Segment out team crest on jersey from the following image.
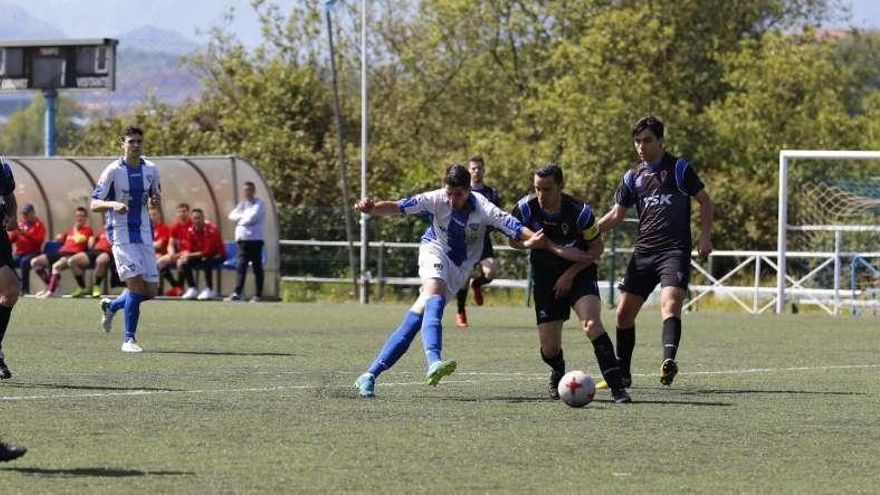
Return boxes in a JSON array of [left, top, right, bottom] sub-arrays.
[[660, 170, 668, 183], [561, 223, 569, 235], [468, 223, 480, 232]]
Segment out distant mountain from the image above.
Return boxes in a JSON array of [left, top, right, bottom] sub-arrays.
[[75, 47, 204, 113], [0, 2, 65, 41], [118, 25, 201, 55]]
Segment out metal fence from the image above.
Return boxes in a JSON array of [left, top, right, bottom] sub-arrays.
[[279, 239, 880, 315]]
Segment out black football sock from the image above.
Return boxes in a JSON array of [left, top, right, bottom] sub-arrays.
[[616, 326, 635, 376], [592, 332, 623, 390], [662, 317, 682, 360], [456, 287, 467, 313], [74, 274, 86, 288], [540, 348, 565, 374], [0, 304, 12, 351]]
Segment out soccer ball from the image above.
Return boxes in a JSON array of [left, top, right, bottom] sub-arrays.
[[557, 370, 596, 408]]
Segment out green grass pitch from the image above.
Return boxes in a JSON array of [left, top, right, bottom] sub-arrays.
[[0, 298, 878, 493]]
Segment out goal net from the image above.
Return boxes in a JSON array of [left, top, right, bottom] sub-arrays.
[[778, 150, 880, 315]]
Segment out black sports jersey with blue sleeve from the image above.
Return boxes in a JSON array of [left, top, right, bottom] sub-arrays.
[[512, 192, 599, 272], [472, 184, 501, 208], [613, 153, 703, 253]]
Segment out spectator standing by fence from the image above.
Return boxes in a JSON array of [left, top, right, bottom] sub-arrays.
[[225, 181, 266, 302]]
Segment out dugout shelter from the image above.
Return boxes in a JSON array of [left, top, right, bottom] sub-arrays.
[[6, 155, 279, 299]]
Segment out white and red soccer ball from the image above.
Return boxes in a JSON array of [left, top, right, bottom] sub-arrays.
[[557, 370, 596, 407]]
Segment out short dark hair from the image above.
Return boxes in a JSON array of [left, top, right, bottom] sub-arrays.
[[444, 164, 471, 188], [632, 116, 664, 140], [468, 155, 484, 166], [243, 181, 255, 188], [177, 203, 190, 211], [120, 125, 144, 142], [191, 208, 205, 216], [75, 206, 89, 215], [534, 162, 564, 184]]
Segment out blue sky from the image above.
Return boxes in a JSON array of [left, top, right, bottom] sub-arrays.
[[0, 0, 296, 46], [1, 0, 878, 47]]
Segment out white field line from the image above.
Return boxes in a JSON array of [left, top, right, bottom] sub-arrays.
[[1, 364, 878, 402]]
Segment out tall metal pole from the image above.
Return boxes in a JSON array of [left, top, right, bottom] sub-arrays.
[[776, 153, 788, 314], [359, 0, 370, 304], [44, 89, 58, 156], [325, 5, 359, 298]]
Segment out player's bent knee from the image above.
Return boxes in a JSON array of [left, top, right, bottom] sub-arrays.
[[583, 319, 604, 340], [541, 344, 562, 358], [616, 308, 635, 328]]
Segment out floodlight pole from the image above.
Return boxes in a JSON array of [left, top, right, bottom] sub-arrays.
[[44, 89, 57, 156], [359, 0, 370, 304], [325, 4, 359, 299]]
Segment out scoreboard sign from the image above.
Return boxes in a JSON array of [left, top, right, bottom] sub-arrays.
[[0, 38, 117, 91]]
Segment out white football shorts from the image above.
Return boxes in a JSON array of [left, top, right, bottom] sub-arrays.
[[418, 244, 470, 297], [112, 243, 160, 283]]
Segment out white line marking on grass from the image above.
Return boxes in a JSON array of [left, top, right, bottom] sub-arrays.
[[0, 385, 315, 402], [686, 363, 880, 375], [1, 364, 877, 402]]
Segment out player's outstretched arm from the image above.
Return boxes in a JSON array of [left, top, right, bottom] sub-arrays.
[[353, 198, 401, 217], [544, 242, 593, 264], [694, 189, 714, 259], [519, 228, 544, 249], [597, 204, 628, 233], [90, 198, 128, 214], [552, 236, 604, 298]]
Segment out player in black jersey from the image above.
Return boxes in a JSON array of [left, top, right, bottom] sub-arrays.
[[0, 157, 22, 379], [455, 155, 502, 328], [512, 163, 631, 404], [598, 116, 713, 388]]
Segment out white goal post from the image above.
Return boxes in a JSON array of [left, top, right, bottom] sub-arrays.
[[777, 150, 880, 314]]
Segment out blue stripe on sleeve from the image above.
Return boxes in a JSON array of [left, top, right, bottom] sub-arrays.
[[398, 197, 417, 213], [674, 159, 689, 195], [503, 216, 524, 240], [517, 196, 532, 225], [577, 204, 594, 230]]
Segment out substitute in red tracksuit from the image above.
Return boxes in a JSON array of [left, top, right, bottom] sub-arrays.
[[7, 203, 46, 294], [176, 208, 226, 300]]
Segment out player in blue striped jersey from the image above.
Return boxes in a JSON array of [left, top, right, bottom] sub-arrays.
[[91, 126, 162, 353], [353, 164, 589, 397]]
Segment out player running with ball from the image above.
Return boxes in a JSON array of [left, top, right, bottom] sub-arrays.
[[511, 163, 631, 404], [353, 164, 589, 397]]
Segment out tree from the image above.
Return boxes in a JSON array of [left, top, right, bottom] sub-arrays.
[[0, 94, 81, 155]]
